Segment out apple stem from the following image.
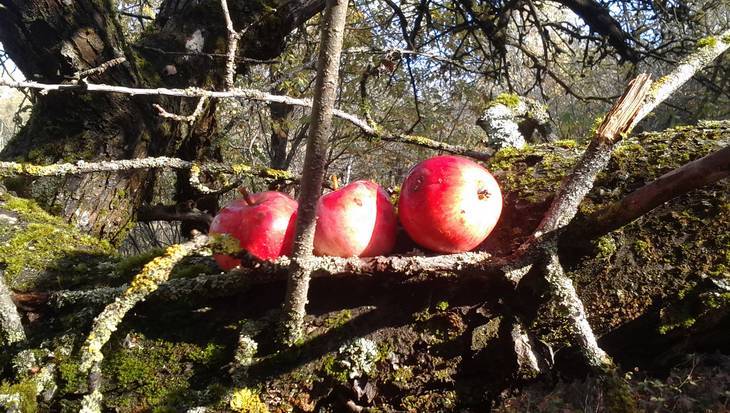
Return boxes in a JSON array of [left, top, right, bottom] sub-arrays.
[[477, 188, 491, 200], [238, 187, 256, 205], [331, 174, 340, 190]]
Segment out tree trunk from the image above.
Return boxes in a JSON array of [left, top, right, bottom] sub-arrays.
[[0, 0, 324, 243]]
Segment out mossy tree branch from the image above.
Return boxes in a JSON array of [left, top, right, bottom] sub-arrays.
[[280, 0, 350, 346], [581, 143, 730, 238]]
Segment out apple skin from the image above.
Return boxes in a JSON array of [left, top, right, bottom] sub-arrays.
[[209, 191, 298, 270], [398, 155, 502, 253], [313, 180, 397, 257]]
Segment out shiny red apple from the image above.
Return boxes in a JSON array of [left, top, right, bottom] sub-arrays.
[[313, 180, 397, 257], [209, 190, 298, 269], [398, 155, 502, 253]]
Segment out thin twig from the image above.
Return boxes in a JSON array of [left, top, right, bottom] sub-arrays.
[[73, 57, 127, 80], [153, 96, 207, 123], [220, 0, 242, 89]]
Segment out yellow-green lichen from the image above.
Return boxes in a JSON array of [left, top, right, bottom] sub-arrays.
[[594, 235, 617, 260], [104, 336, 225, 412], [555, 139, 578, 149], [696, 36, 717, 48], [324, 309, 353, 329], [489, 92, 522, 109], [229, 388, 269, 413]]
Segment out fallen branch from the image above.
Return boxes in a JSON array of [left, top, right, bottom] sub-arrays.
[[541, 244, 612, 370], [79, 235, 208, 413], [583, 144, 730, 237], [16, 251, 505, 311]]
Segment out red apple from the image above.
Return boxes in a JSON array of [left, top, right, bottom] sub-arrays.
[[313, 180, 397, 257], [398, 155, 502, 253], [209, 190, 298, 269]]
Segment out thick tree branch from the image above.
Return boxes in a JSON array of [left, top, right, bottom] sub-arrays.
[[551, 0, 639, 62], [582, 143, 730, 238], [15, 252, 506, 311], [281, 0, 349, 345]]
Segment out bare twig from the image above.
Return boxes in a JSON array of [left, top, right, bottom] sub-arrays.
[[79, 235, 208, 412], [280, 0, 350, 345], [220, 0, 242, 89], [153, 96, 207, 123], [73, 57, 127, 80]]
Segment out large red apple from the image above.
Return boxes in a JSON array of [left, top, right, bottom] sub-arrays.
[[209, 190, 298, 270], [313, 180, 397, 257], [398, 155, 502, 253]]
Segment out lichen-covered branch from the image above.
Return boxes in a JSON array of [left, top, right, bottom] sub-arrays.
[[281, 0, 350, 345], [78, 235, 208, 413], [533, 74, 653, 237], [0, 79, 492, 161], [476, 94, 553, 149], [220, 0, 242, 90], [153, 97, 207, 124], [542, 244, 612, 370], [0, 156, 296, 196], [15, 251, 503, 311], [0, 273, 25, 346], [636, 31, 730, 123]]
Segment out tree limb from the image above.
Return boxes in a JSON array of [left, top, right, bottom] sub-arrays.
[[281, 0, 350, 345], [0, 79, 494, 161], [582, 143, 730, 238], [551, 0, 639, 62]]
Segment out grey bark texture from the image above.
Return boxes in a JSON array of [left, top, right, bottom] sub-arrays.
[[280, 0, 350, 345]]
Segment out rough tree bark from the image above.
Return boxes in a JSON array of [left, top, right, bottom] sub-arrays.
[[280, 0, 349, 345], [0, 0, 324, 243]]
